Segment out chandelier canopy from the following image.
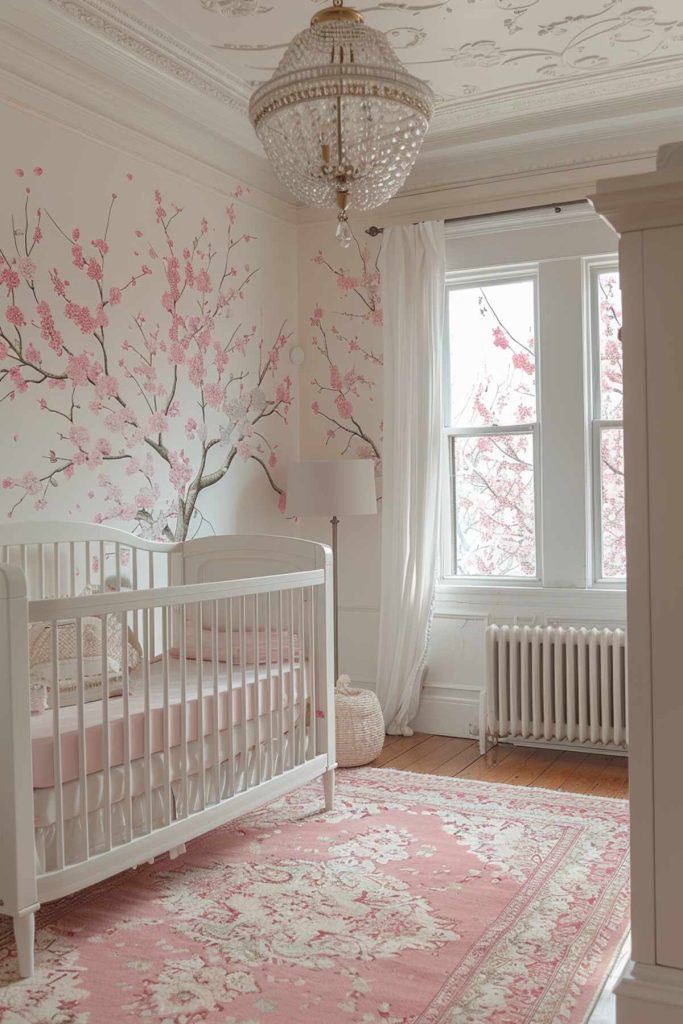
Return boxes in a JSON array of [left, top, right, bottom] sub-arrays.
[[249, 0, 435, 245]]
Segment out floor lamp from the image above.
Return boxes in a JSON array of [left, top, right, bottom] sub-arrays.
[[286, 459, 377, 682]]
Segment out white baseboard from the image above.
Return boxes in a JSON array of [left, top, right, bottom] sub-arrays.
[[413, 683, 483, 739], [616, 960, 683, 1024]]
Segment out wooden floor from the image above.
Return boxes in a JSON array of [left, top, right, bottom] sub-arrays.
[[370, 733, 629, 798]]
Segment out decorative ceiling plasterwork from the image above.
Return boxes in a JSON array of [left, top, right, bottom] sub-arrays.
[[43, 0, 683, 135]]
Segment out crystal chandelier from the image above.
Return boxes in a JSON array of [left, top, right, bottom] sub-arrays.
[[249, 0, 434, 246]]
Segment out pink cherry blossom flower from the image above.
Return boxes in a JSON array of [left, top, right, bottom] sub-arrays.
[[87, 258, 103, 281], [36, 301, 64, 355], [20, 470, 41, 495], [195, 268, 212, 294], [1, 267, 21, 291], [492, 326, 509, 349], [168, 449, 192, 493], [6, 305, 26, 327], [147, 412, 169, 435], [108, 287, 122, 305], [33, 167, 43, 176], [204, 382, 223, 408], [9, 367, 27, 393], [17, 257, 36, 280], [335, 394, 353, 419], [512, 351, 535, 376]]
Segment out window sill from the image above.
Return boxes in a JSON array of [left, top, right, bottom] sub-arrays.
[[434, 581, 627, 623]]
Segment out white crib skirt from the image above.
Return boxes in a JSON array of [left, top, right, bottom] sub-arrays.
[[34, 713, 300, 874]]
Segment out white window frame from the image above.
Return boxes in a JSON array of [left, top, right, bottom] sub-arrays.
[[586, 257, 625, 586], [442, 263, 542, 586]]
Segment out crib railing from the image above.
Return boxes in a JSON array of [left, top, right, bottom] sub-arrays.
[[0, 522, 177, 600], [27, 568, 329, 890]]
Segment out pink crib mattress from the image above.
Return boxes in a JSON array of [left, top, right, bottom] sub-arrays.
[[31, 659, 304, 789]]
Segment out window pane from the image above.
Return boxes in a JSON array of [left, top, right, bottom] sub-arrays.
[[600, 427, 626, 578], [448, 279, 536, 429], [452, 432, 537, 577], [596, 271, 622, 419]]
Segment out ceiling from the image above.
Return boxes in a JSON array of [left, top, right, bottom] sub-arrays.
[[6, 0, 683, 201], [103, 0, 683, 108]]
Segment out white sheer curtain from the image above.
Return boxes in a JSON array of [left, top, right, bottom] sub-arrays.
[[375, 220, 446, 735]]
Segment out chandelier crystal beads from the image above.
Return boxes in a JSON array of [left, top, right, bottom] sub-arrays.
[[249, 0, 434, 246]]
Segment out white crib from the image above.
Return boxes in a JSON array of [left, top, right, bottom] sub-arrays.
[[0, 523, 335, 979]]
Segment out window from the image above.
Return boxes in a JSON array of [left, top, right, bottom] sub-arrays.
[[441, 211, 626, 592], [589, 263, 625, 580], [445, 271, 540, 580]]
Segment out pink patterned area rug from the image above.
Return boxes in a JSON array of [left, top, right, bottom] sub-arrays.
[[0, 768, 629, 1024]]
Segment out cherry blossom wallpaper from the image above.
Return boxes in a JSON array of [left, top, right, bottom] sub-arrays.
[[0, 107, 298, 539], [300, 224, 383, 469]]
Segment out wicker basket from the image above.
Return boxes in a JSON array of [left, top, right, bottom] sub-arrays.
[[335, 676, 385, 768]]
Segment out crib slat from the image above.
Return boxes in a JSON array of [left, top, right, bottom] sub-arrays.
[[51, 622, 65, 870], [162, 604, 172, 825], [102, 613, 112, 852], [265, 592, 273, 778], [143, 608, 152, 833], [99, 541, 105, 591], [149, 552, 156, 657], [254, 594, 262, 787], [288, 589, 295, 770], [299, 588, 306, 766], [121, 610, 133, 844], [227, 597, 235, 798], [179, 604, 189, 818], [132, 550, 140, 646], [85, 541, 91, 590], [115, 543, 121, 592], [196, 602, 206, 811], [310, 586, 317, 760], [277, 591, 285, 775], [75, 617, 88, 862], [211, 600, 220, 804], [240, 595, 248, 790]]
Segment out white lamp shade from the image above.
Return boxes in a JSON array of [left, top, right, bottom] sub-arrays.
[[286, 459, 377, 517]]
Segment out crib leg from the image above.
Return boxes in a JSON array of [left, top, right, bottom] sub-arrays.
[[169, 843, 187, 860], [14, 911, 35, 979], [323, 768, 335, 812]]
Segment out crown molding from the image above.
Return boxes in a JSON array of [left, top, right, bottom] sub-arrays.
[[0, 0, 269, 160], [0, 13, 297, 223], [430, 55, 683, 142], [45, 0, 250, 111]]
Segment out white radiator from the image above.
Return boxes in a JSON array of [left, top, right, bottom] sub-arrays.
[[486, 625, 627, 751]]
